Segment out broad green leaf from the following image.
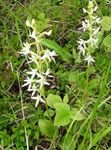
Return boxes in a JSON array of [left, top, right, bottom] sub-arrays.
[[38, 119, 57, 139], [46, 94, 62, 108], [54, 103, 71, 127], [40, 39, 71, 62], [101, 16, 111, 31], [103, 34, 111, 48], [70, 108, 84, 121], [63, 94, 69, 104], [60, 134, 74, 150]]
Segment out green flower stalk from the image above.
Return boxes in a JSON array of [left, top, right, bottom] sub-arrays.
[[78, 0, 101, 65], [20, 19, 57, 107]]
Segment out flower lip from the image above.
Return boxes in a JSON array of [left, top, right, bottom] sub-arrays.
[[42, 69, 53, 78], [84, 54, 95, 65], [31, 95, 45, 108], [83, 8, 87, 13]]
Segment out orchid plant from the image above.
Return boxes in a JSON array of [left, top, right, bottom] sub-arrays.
[[20, 19, 57, 107], [78, 0, 101, 65]]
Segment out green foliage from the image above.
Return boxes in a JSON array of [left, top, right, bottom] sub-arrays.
[[103, 34, 111, 52], [38, 119, 57, 139], [68, 71, 79, 82], [1, 0, 111, 149], [46, 94, 62, 108], [41, 39, 71, 62], [35, 12, 50, 32], [54, 103, 71, 127], [63, 94, 69, 104], [70, 108, 84, 121], [44, 109, 55, 118], [60, 134, 75, 150], [90, 126, 111, 149], [101, 16, 111, 31]]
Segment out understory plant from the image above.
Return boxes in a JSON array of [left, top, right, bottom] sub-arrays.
[[20, 19, 57, 107], [78, 0, 101, 65], [1, 0, 111, 149]]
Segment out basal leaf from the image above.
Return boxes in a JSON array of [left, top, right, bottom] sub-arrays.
[[46, 94, 62, 108], [54, 103, 71, 127], [44, 109, 55, 118], [103, 34, 111, 48], [101, 16, 111, 31], [63, 94, 69, 104], [38, 119, 57, 139], [60, 134, 74, 150], [70, 108, 84, 121]]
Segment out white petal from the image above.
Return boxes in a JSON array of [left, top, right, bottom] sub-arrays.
[[26, 20, 30, 27], [35, 99, 39, 108], [84, 54, 95, 65], [45, 30, 52, 36], [94, 6, 98, 12], [29, 31, 37, 40], [96, 18, 101, 23], [31, 19, 36, 26], [31, 95, 45, 107], [44, 81, 50, 85], [83, 8, 87, 13]]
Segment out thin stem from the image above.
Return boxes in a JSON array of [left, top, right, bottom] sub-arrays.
[[17, 72, 29, 150]]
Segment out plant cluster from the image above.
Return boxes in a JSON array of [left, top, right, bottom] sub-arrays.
[[1, 0, 111, 150], [20, 19, 57, 107], [78, 0, 101, 65]]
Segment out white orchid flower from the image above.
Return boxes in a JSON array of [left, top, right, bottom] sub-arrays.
[[84, 54, 95, 65], [28, 84, 37, 96], [29, 30, 37, 41], [26, 19, 36, 29], [83, 8, 87, 13], [36, 75, 50, 90], [43, 69, 53, 78], [31, 95, 45, 108], [20, 18, 57, 107], [26, 69, 39, 79], [22, 76, 34, 91], [41, 49, 57, 62], [77, 39, 88, 56], [19, 42, 31, 56]]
